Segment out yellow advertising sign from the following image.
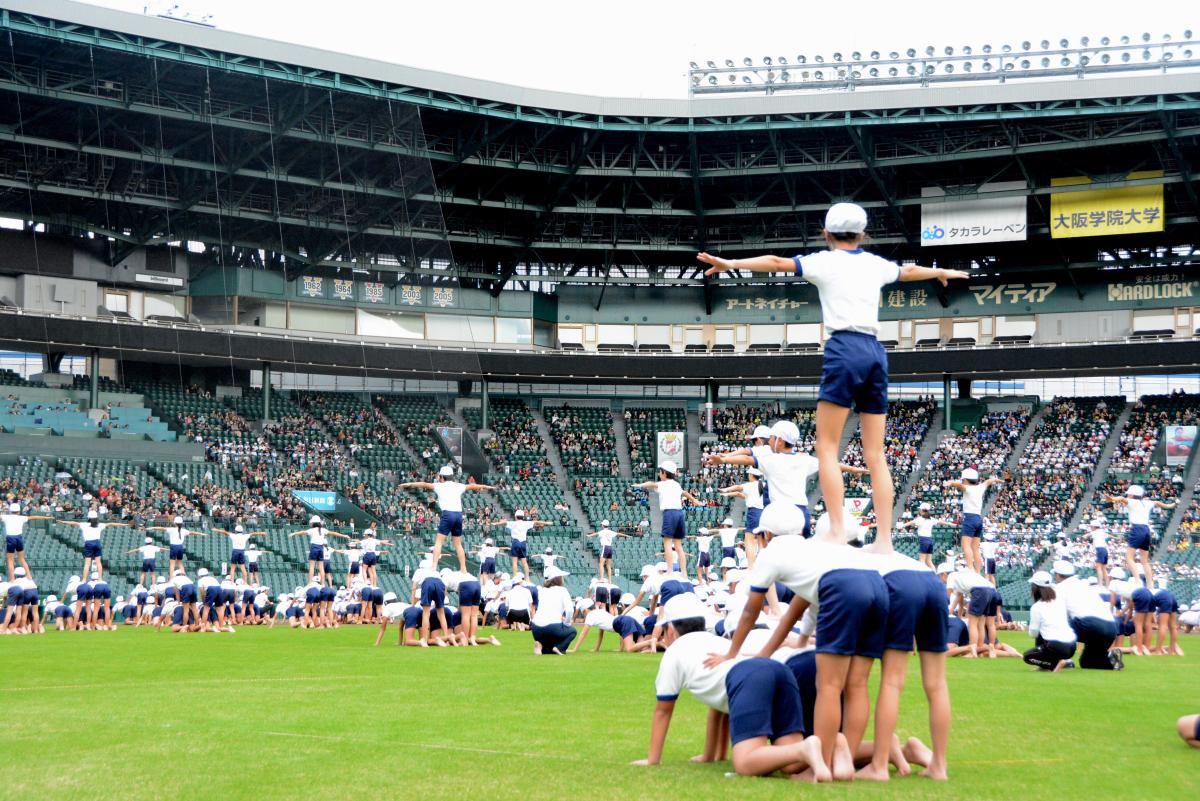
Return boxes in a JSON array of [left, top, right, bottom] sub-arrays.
[[1050, 170, 1164, 239]]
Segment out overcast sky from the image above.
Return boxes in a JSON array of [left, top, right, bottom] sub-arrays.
[[79, 0, 1191, 98]]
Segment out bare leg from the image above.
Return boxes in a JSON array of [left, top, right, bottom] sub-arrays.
[[452, 537, 467, 572], [918, 650, 950, 779], [859, 412, 894, 549], [1178, 715, 1200, 748], [858, 649, 907, 781], [730, 734, 829, 780], [814, 653, 851, 771], [842, 656, 874, 760], [431, 534, 446, 571], [815, 401, 853, 540]]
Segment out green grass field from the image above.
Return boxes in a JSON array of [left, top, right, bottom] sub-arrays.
[[2, 627, 1197, 801]]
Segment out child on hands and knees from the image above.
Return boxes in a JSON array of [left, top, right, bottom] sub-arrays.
[[699, 202, 969, 543]]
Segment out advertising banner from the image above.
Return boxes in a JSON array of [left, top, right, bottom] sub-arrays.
[[656, 431, 685, 468], [920, 181, 1028, 247], [1050, 170, 1164, 239]]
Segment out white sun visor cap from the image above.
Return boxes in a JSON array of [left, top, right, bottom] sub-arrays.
[[936, 562, 953, 575], [753, 503, 807, 536], [658, 460, 678, 475], [770, 420, 801, 446], [383, 591, 398, 603], [1109, 567, 1127, 579], [919, 502, 932, 512], [173, 516, 183, 525], [620, 592, 637, 606], [1028, 570, 1054, 588], [824, 202, 868, 234], [640, 565, 654, 578], [544, 566, 570, 580], [87, 510, 98, 519], [720, 556, 737, 568], [749, 425, 774, 441], [515, 509, 526, 518], [725, 568, 746, 584], [747, 468, 764, 477], [961, 468, 979, 481], [722, 518, 734, 527], [601, 520, 610, 528], [8, 502, 19, 513], [661, 593, 709, 624], [1126, 484, 1145, 497], [1052, 560, 1076, 577], [309, 515, 322, 525], [439, 465, 455, 477]]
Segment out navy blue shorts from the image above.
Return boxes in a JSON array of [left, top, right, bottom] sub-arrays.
[[55, 606, 73, 619], [661, 509, 686, 540], [798, 505, 812, 538], [82, 541, 102, 558], [722, 546, 737, 560], [960, 513, 983, 539], [1127, 524, 1151, 552], [480, 557, 496, 574], [594, 586, 610, 605], [76, 586, 93, 602], [248, 563, 259, 573], [1119, 618, 1136, 637], [818, 331, 888, 415], [784, 650, 819, 737], [775, 582, 796, 605], [745, 507, 762, 533], [642, 614, 658, 637], [169, 544, 184, 560], [308, 544, 325, 562], [222, 589, 236, 605], [1154, 590, 1179, 614], [725, 659, 805, 745], [946, 616, 969, 646], [90, 583, 110, 600], [985, 558, 996, 576], [141, 559, 156, 572], [363, 552, 378, 566], [882, 570, 949, 653], [613, 615, 641, 639], [204, 586, 221, 606], [602, 545, 613, 559], [178, 585, 197, 604], [698, 552, 711, 569], [171, 606, 185, 625], [230, 549, 246, 565], [967, 586, 998, 617], [21, 588, 38, 605], [421, 577, 446, 608], [511, 540, 528, 559], [6, 535, 24, 554], [458, 580, 481, 607], [349, 563, 360, 575], [306, 588, 322, 603], [815, 568, 889, 658], [918, 537, 934, 555], [320, 586, 336, 602], [1132, 587, 1156, 613], [286, 606, 303, 619], [438, 511, 463, 538], [505, 608, 529, 625], [1095, 547, 1108, 566], [657, 580, 694, 608]]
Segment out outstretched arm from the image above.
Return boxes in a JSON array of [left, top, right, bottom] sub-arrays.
[[682, 491, 703, 506], [697, 252, 794, 276], [466, 484, 495, 492], [704, 452, 755, 468], [840, 463, 869, 476], [899, 265, 971, 285], [398, 482, 435, 491], [703, 589, 767, 668], [631, 481, 658, 490]]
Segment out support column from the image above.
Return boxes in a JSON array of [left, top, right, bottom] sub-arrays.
[[481, 379, 490, 431], [957, 377, 973, 400], [89, 350, 100, 409], [262, 362, 271, 422], [704, 382, 719, 434], [943, 374, 953, 433]]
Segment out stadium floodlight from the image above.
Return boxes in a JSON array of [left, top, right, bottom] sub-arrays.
[[945, 46, 954, 55], [906, 48, 916, 57], [889, 51, 898, 58], [925, 45, 935, 55], [797, 55, 806, 64], [725, 58, 734, 67], [963, 45, 973, 55], [741, 75, 752, 83], [693, 75, 702, 85], [690, 61, 699, 69], [742, 57, 752, 66], [706, 75, 716, 85], [763, 56, 773, 65], [778, 57, 788, 65], [833, 52, 843, 61], [815, 54, 825, 63], [780, 70, 791, 81], [852, 50, 861, 60]]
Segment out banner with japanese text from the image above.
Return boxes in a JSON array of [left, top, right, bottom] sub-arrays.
[[920, 181, 1027, 246], [1050, 171, 1165, 239]]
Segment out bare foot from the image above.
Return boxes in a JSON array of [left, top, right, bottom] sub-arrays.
[[889, 735, 912, 776], [921, 764, 949, 781], [552, 647, 565, 655], [832, 735, 855, 781], [792, 769, 817, 784], [902, 737, 933, 769], [418, 639, 429, 648], [490, 636, 502, 646], [802, 737, 832, 782], [533, 642, 543, 655], [855, 763, 890, 782]]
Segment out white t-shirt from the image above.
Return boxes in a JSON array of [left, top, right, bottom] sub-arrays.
[[479, 544, 498, 560], [656, 479, 684, 511], [307, 526, 328, 547], [345, 548, 362, 564], [696, 535, 714, 554], [537, 553, 560, 569], [0, 514, 30, 535], [507, 520, 536, 542], [229, 532, 250, 550], [654, 631, 747, 712], [948, 569, 992, 595], [870, 550, 929, 576], [746, 536, 865, 606], [752, 451, 819, 508], [584, 608, 616, 631], [168, 527, 190, 546], [1057, 576, 1115, 622], [382, 601, 409, 620], [597, 528, 617, 547], [1028, 599, 1076, 644], [433, 481, 467, 513], [962, 484, 988, 515], [81, 523, 108, 543], [246, 548, 261, 564], [506, 585, 533, 611], [624, 606, 650, 624], [741, 481, 764, 510], [793, 248, 901, 337], [171, 574, 193, 590], [138, 544, 158, 560], [361, 536, 380, 553], [1091, 529, 1108, 548], [717, 526, 739, 548], [1125, 498, 1153, 526], [531, 585, 572, 626], [980, 540, 999, 560], [913, 516, 937, 538], [412, 567, 439, 587]]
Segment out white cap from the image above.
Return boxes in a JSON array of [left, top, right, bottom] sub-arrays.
[[310, 515, 322, 524], [499, 572, 511, 581], [7, 502, 18, 513], [14, 566, 25, 577], [620, 592, 636, 606], [747, 467, 763, 477], [600, 520, 610, 528], [726, 568, 746, 584], [439, 465, 455, 477], [640, 565, 654, 578], [754, 503, 807, 537], [234, 524, 244, 533], [824, 202, 868, 234], [919, 502, 932, 512], [658, 460, 678, 475], [383, 591, 398, 602], [419, 558, 432, 569], [984, 532, 996, 541], [1052, 560, 1076, 577], [661, 593, 708, 624], [720, 556, 737, 568], [749, 425, 773, 441], [1126, 484, 1144, 497], [1087, 576, 1099, 585], [655, 561, 668, 573], [936, 562, 953, 575], [515, 509, 526, 518], [961, 468, 979, 481], [145, 537, 153, 544], [173, 516, 183, 525], [197, 568, 209, 577], [87, 510, 98, 520], [484, 537, 494, 545], [1110, 567, 1127, 579], [577, 597, 594, 610], [770, 419, 801, 445], [544, 565, 570, 580], [544, 546, 553, 554], [722, 517, 734, 527]]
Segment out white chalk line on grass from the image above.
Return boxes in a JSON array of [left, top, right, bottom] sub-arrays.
[[263, 731, 579, 761], [0, 675, 358, 693]]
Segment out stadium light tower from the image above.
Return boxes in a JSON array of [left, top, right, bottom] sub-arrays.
[[687, 31, 1200, 96]]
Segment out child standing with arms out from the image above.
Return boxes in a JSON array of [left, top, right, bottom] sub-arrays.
[[700, 203, 968, 543]]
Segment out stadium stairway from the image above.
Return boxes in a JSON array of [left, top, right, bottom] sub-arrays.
[[1059, 401, 1135, 537], [610, 410, 634, 479], [1154, 449, 1200, 563], [891, 407, 943, 519], [685, 409, 702, 474], [982, 402, 1053, 518], [810, 411, 858, 510], [529, 406, 593, 535], [371, 405, 429, 474]]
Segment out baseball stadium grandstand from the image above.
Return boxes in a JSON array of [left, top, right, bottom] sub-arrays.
[[2, 2, 1200, 799]]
